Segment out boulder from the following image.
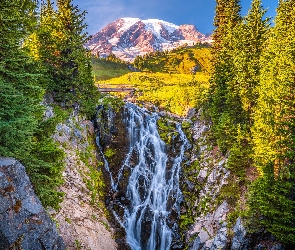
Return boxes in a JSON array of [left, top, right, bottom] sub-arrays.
[[0, 157, 65, 250]]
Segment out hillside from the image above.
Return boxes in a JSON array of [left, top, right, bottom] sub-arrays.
[[98, 72, 210, 115], [133, 44, 212, 74], [95, 45, 211, 116], [91, 55, 130, 81]]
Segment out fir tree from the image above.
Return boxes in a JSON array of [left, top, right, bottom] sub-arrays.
[[209, 0, 242, 153], [1, 0, 65, 209], [28, 0, 99, 115], [252, 0, 295, 175], [0, 0, 44, 158], [53, 0, 97, 109], [232, 0, 269, 118], [250, 0, 295, 243], [225, 0, 270, 171]]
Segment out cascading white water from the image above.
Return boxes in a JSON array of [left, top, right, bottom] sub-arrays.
[[98, 103, 189, 250]]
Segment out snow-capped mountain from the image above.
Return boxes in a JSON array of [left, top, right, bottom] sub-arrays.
[[86, 18, 212, 62]]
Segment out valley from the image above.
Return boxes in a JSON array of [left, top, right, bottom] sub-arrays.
[[1, 0, 295, 249]]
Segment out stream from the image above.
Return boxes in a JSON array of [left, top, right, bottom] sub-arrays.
[[97, 103, 190, 250]]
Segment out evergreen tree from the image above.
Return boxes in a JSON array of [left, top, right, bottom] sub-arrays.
[[209, 0, 242, 153], [28, 0, 99, 115], [0, 0, 44, 158], [225, 0, 270, 171], [232, 0, 269, 118], [252, 0, 295, 175], [0, 0, 66, 209], [250, 0, 295, 243], [53, 0, 97, 109]]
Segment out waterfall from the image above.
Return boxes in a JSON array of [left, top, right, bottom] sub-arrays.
[[98, 103, 190, 250]]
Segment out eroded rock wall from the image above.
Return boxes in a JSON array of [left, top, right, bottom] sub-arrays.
[[182, 110, 284, 250], [52, 115, 117, 250], [0, 158, 65, 250]]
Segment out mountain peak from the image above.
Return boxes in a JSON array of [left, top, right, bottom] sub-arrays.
[[86, 18, 212, 62]]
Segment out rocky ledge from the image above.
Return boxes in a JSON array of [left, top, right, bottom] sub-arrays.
[[0, 157, 65, 250]]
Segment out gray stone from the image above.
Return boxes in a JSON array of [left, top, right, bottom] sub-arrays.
[[0, 172, 10, 189], [211, 226, 228, 249], [44, 107, 54, 119], [187, 108, 197, 118], [231, 217, 248, 250], [197, 168, 208, 183], [23, 196, 43, 215], [191, 236, 205, 250], [74, 128, 82, 140], [0, 158, 65, 250]]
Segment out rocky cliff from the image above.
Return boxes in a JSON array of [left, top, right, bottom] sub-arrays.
[[0, 158, 65, 250], [86, 18, 212, 62], [94, 100, 286, 249], [0, 106, 118, 250], [181, 110, 285, 250], [51, 111, 118, 250]]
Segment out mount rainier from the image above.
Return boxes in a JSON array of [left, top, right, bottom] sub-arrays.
[[86, 18, 212, 62]]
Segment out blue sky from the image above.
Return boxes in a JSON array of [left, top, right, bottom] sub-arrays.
[[72, 0, 278, 35]]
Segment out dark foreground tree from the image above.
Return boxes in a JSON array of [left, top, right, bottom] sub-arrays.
[[0, 0, 43, 158]]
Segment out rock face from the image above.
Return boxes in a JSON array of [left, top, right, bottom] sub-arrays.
[[86, 18, 212, 62], [181, 110, 284, 250], [52, 115, 118, 250], [0, 157, 65, 250]]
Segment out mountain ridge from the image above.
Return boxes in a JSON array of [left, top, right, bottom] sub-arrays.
[[86, 18, 212, 62]]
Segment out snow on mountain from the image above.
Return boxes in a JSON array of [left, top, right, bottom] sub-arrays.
[[142, 19, 179, 41], [118, 18, 140, 33], [86, 18, 212, 62]]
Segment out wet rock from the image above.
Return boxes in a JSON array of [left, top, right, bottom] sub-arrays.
[[0, 157, 65, 250], [211, 226, 228, 249], [191, 236, 205, 250], [231, 217, 249, 250], [110, 125, 119, 135], [187, 108, 197, 119], [74, 129, 82, 140]]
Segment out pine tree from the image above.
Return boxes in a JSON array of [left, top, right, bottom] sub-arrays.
[[1, 0, 66, 209], [225, 0, 270, 171], [28, 0, 99, 116], [232, 0, 269, 118], [53, 0, 97, 110], [249, 0, 295, 243], [0, 0, 44, 158], [252, 0, 295, 175], [209, 0, 242, 153]]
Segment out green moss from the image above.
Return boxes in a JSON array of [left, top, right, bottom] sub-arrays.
[[157, 118, 178, 144], [100, 96, 124, 113], [217, 177, 241, 207], [104, 148, 116, 158], [181, 121, 191, 129], [78, 133, 106, 205], [179, 160, 202, 240], [75, 239, 82, 250], [65, 217, 72, 224]]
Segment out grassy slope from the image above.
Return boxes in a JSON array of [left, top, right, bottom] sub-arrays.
[[94, 46, 212, 116], [99, 72, 210, 115], [134, 45, 212, 74], [91, 57, 130, 81]]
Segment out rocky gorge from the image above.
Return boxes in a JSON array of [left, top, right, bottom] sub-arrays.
[[0, 99, 286, 249]]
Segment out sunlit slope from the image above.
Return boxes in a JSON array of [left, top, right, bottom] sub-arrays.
[[95, 45, 212, 116], [133, 45, 212, 74], [98, 72, 210, 115], [91, 56, 130, 81]]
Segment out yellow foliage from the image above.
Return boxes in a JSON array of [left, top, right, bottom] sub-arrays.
[[98, 72, 210, 116]]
